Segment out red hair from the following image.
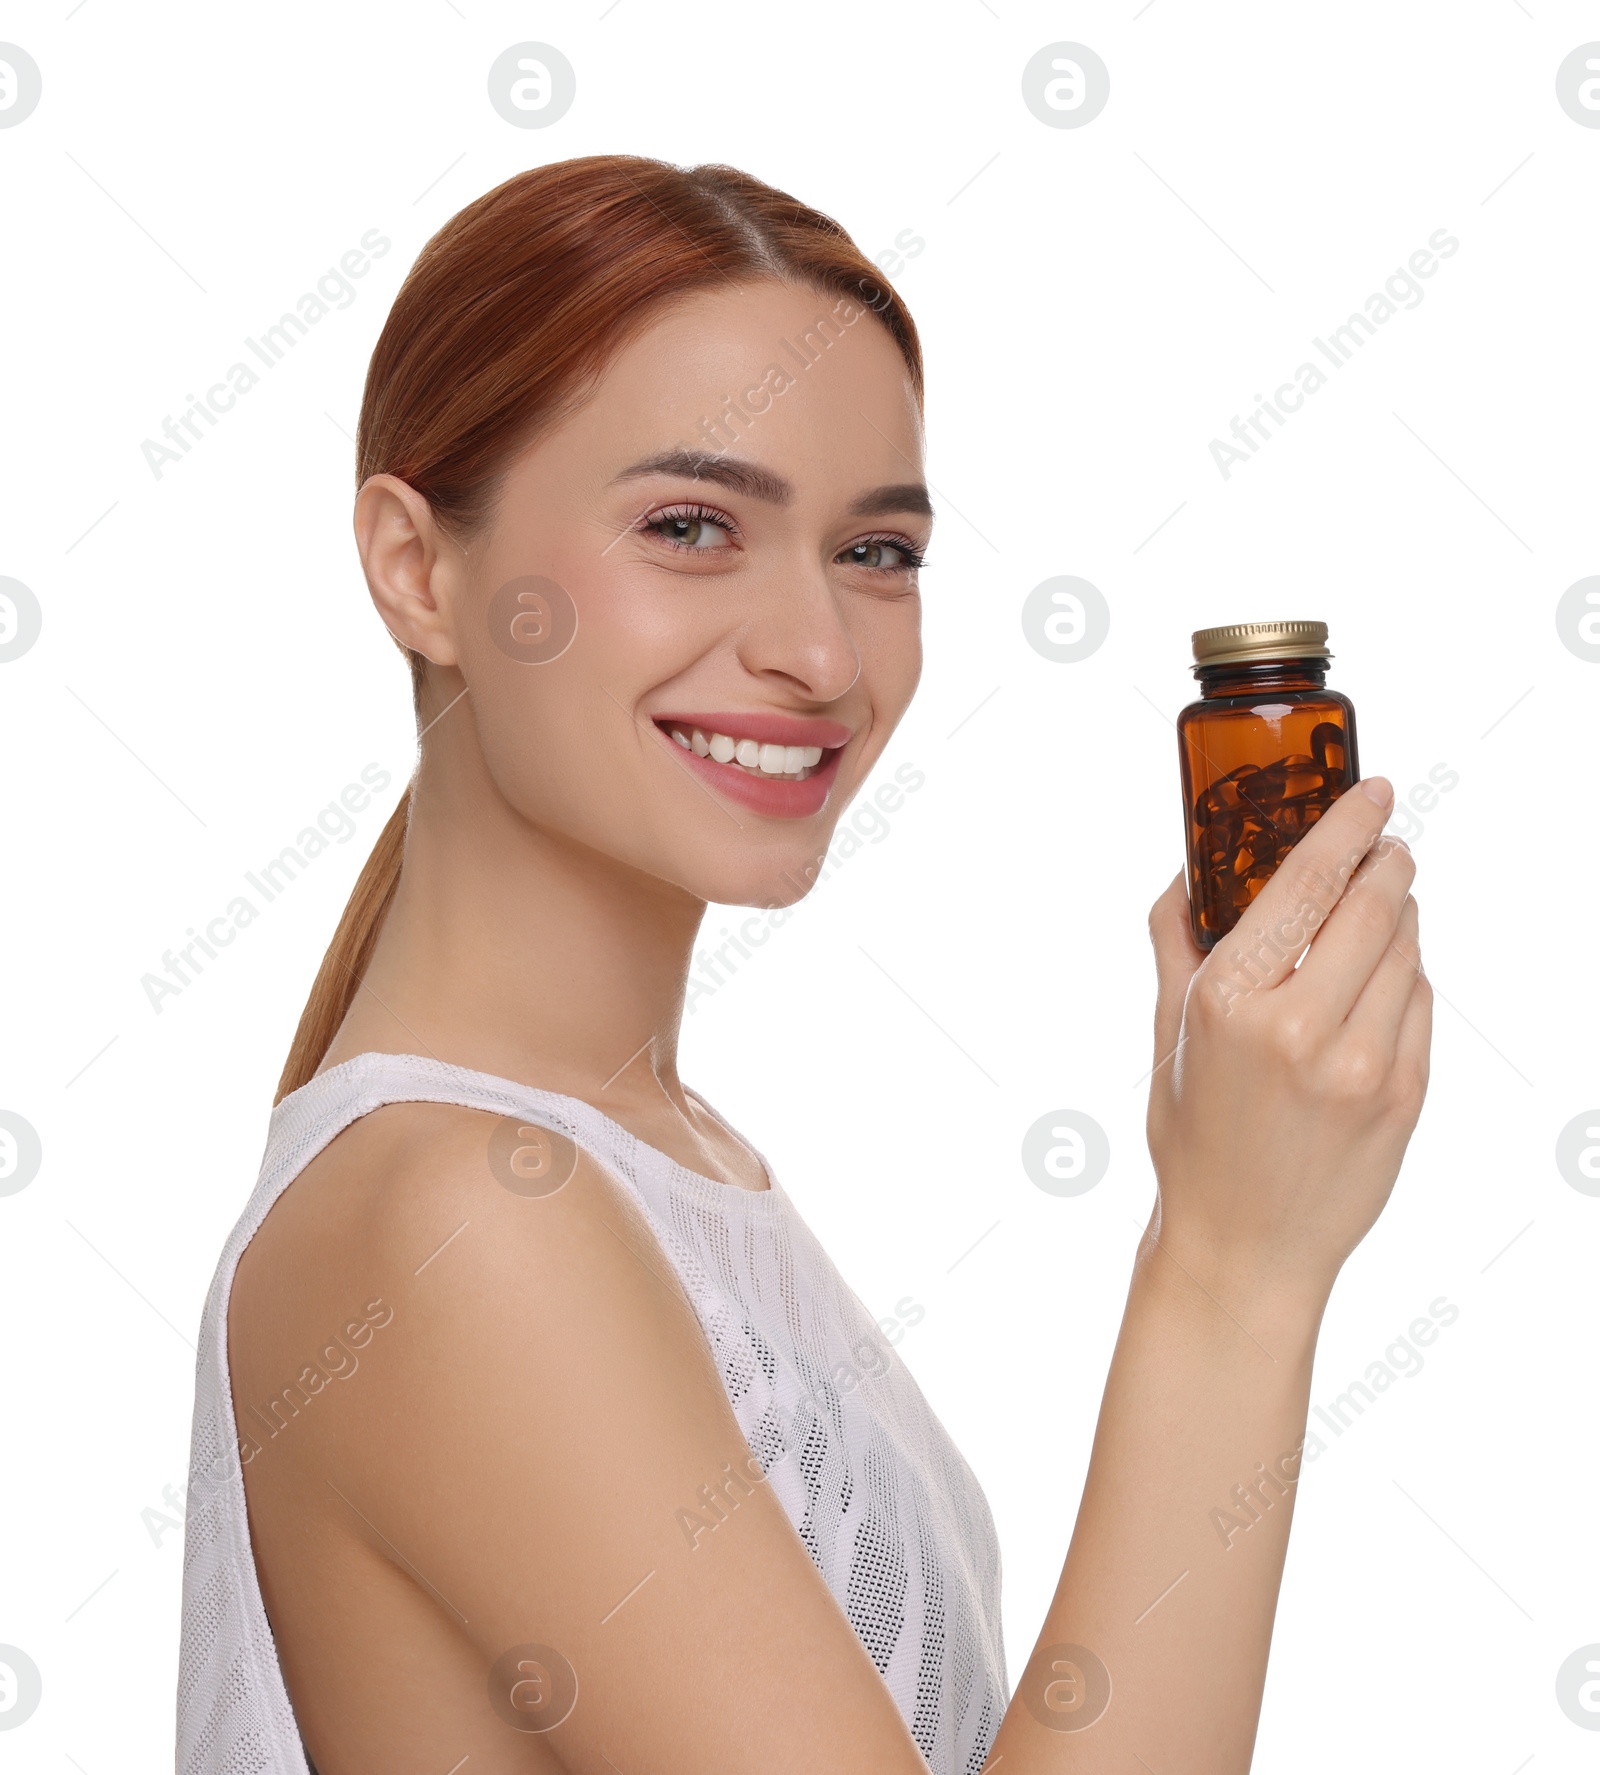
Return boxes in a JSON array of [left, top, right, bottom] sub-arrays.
[[276, 154, 924, 1103]]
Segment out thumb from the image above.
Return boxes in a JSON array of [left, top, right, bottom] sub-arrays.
[[1148, 867, 1205, 1080]]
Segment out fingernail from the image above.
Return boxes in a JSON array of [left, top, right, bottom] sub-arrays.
[[1359, 776, 1394, 809]]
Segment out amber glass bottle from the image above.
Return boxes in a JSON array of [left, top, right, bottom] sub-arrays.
[[1177, 620, 1360, 950]]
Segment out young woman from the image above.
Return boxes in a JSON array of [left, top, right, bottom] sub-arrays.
[[177, 155, 1430, 1774]]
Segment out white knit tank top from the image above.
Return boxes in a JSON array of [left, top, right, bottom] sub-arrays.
[[177, 1051, 1008, 1772]]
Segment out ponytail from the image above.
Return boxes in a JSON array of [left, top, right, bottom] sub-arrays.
[[273, 786, 410, 1104]]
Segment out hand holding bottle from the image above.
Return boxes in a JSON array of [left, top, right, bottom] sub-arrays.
[[1144, 773, 1432, 1308]]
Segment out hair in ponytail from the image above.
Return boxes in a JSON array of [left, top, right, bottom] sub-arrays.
[[274, 154, 925, 1103], [275, 789, 409, 1103]]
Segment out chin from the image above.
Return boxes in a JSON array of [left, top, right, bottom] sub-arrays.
[[676, 843, 835, 913]]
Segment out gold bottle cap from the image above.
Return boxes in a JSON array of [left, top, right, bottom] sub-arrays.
[[1191, 620, 1330, 668]]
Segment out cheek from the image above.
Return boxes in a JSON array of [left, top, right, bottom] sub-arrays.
[[549, 535, 730, 665], [467, 655, 596, 814], [859, 601, 923, 717], [463, 576, 709, 818]]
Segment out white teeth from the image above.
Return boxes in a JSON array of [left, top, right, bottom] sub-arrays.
[[664, 724, 838, 780]]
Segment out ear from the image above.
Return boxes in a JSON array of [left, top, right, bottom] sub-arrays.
[[353, 473, 463, 668]]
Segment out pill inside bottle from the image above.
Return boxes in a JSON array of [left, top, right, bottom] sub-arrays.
[[1176, 620, 1360, 950]]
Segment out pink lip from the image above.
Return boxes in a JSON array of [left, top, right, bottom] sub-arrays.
[[652, 711, 854, 749], [651, 718, 850, 820]]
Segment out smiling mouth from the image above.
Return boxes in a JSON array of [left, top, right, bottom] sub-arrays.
[[655, 722, 839, 782]]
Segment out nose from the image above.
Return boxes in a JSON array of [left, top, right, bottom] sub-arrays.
[[733, 563, 863, 703]]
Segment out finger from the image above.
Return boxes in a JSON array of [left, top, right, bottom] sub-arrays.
[[1210, 775, 1395, 993], [1341, 892, 1422, 1058], [1149, 867, 1204, 1070], [1289, 835, 1417, 1027]]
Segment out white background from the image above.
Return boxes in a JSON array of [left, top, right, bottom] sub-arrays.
[[2, 3, 1597, 1768]]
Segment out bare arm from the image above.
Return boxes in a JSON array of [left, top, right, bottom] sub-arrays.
[[989, 775, 1430, 1767], [990, 1239, 1324, 1767], [243, 779, 1426, 1773]]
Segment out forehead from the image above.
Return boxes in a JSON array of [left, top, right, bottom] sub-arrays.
[[546, 278, 923, 486]]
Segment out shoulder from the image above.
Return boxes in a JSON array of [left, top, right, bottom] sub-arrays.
[[233, 1087, 692, 1302], [228, 1097, 702, 1444]]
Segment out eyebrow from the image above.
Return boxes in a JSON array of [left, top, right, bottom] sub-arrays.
[[610, 449, 933, 520]]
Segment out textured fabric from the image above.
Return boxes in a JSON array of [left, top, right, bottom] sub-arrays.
[[177, 1051, 1009, 1772]]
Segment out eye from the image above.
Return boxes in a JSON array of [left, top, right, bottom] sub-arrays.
[[838, 535, 927, 575], [640, 502, 738, 553]]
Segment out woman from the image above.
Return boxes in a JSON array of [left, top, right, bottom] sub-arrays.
[[177, 155, 1430, 1774]]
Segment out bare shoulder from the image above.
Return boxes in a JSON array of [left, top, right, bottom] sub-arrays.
[[226, 1094, 927, 1770], [229, 1095, 695, 1403]]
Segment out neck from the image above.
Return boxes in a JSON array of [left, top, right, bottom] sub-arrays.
[[320, 739, 707, 1118]]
